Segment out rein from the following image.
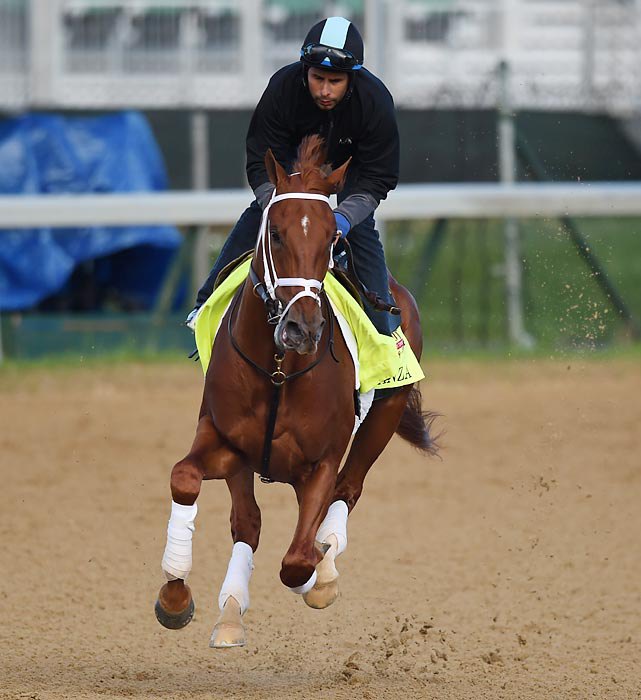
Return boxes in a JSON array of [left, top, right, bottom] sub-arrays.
[[227, 283, 337, 483]]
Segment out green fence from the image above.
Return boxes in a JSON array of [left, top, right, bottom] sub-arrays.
[[3, 214, 640, 362], [387, 217, 641, 351], [1, 312, 195, 361]]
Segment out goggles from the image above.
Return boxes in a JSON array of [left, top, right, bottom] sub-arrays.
[[300, 43, 362, 71]]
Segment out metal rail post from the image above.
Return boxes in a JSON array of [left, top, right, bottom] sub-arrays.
[[364, 0, 386, 78], [241, 0, 263, 100], [191, 110, 211, 303], [29, 0, 59, 106], [498, 58, 535, 349]]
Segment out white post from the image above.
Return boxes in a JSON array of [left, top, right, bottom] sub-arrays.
[[635, 0, 641, 108], [29, 0, 60, 106], [241, 0, 262, 102], [364, 0, 385, 78], [180, 3, 200, 78], [385, 0, 403, 95], [582, 0, 596, 105], [191, 110, 211, 299], [498, 53, 534, 348]]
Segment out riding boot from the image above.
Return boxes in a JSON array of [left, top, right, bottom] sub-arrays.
[[344, 214, 401, 336], [195, 200, 264, 308]]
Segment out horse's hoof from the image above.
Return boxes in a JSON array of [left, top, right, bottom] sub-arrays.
[[303, 536, 340, 609], [155, 596, 195, 630], [209, 597, 246, 648], [303, 579, 340, 609]]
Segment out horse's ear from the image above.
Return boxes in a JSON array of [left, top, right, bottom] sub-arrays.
[[325, 157, 351, 194], [265, 149, 288, 186]]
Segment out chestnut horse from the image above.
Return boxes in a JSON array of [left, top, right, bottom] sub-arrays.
[[155, 135, 437, 647]]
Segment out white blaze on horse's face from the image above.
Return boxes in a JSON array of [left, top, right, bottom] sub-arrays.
[[301, 215, 310, 238]]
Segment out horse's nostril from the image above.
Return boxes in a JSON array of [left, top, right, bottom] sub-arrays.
[[281, 316, 323, 351], [284, 320, 305, 343]]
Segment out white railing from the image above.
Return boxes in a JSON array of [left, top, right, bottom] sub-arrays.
[[2, 0, 641, 112], [1, 180, 640, 357], [3, 182, 641, 228]]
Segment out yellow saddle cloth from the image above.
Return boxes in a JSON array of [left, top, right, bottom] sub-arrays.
[[194, 259, 424, 394]]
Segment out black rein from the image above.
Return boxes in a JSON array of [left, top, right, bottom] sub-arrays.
[[227, 268, 338, 483]]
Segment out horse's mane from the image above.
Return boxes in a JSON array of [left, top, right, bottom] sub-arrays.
[[293, 135, 333, 193]]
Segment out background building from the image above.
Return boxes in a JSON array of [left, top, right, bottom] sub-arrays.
[[1, 0, 641, 355]]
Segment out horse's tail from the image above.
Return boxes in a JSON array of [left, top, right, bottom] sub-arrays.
[[395, 384, 441, 457]]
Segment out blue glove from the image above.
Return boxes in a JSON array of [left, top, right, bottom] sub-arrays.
[[334, 211, 351, 238]]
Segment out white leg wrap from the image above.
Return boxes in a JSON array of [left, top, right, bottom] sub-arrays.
[[218, 542, 254, 614], [288, 570, 317, 595], [316, 500, 348, 556], [353, 388, 375, 434], [161, 501, 197, 581]]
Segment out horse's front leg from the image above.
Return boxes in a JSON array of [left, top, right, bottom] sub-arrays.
[[155, 414, 240, 630], [210, 467, 261, 648], [280, 460, 338, 593], [303, 386, 414, 610]]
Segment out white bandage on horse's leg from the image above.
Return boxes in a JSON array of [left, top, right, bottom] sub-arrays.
[[316, 500, 348, 556], [161, 501, 198, 581], [288, 570, 317, 595], [353, 388, 375, 434], [218, 541, 254, 614]]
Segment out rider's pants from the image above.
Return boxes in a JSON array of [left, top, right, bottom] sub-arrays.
[[195, 199, 400, 336]]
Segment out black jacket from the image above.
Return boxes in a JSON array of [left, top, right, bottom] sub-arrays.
[[245, 62, 400, 228]]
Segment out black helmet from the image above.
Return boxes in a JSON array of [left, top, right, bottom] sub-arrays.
[[300, 17, 364, 72]]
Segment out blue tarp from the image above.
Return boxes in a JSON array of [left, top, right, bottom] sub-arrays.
[[0, 111, 182, 311]]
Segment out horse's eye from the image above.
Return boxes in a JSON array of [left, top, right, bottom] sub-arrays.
[[270, 224, 281, 244]]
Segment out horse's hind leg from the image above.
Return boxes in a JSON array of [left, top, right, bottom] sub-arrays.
[[334, 273, 425, 510], [336, 386, 412, 510], [210, 468, 260, 648]]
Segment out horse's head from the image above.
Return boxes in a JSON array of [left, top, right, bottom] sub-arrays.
[[258, 135, 350, 355]]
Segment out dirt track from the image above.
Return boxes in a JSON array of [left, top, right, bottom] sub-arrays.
[[1, 359, 640, 699]]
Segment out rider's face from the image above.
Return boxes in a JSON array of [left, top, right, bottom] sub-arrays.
[[307, 67, 349, 111]]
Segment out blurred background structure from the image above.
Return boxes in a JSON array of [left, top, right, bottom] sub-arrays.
[[3, 0, 641, 112], [1, 0, 641, 359]]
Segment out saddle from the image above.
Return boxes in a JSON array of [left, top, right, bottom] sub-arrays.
[[214, 240, 400, 317], [331, 238, 401, 316]]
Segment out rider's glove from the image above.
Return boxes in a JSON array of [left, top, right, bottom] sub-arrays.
[[185, 307, 199, 331], [334, 211, 351, 238]]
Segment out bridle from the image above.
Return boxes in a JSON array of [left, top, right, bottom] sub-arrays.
[[253, 189, 337, 324], [231, 189, 340, 483]]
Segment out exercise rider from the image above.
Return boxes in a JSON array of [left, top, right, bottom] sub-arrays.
[[189, 16, 401, 336]]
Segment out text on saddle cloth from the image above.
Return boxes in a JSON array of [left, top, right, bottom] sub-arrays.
[[193, 259, 424, 395]]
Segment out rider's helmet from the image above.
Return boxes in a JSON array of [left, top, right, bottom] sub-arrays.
[[300, 17, 364, 72]]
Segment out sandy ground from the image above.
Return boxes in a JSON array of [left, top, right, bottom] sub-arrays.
[[1, 358, 640, 700]]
